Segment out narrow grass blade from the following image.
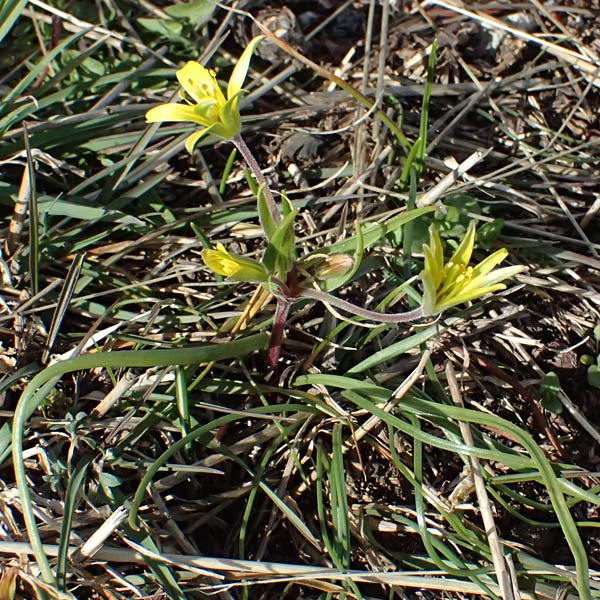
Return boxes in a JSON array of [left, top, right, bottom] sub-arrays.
[[0, 28, 91, 125], [0, 0, 28, 45], [42, 252, 86, 363], [56, 458, 90, 590], [318, 205, 436, 257], [12, 333, 269, 583], [23, 124, 38, 295], [174, 365, 191, 448]]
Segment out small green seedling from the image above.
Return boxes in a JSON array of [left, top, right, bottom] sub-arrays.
[[539, 371, 563, 414], [582, 324, 600, 388]]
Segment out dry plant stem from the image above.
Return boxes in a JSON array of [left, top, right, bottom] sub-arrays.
[[299, 287, 424, 324], [232, 133, 280, 224], [424, 0, 600, 83], [268, 298, 291, 366], [237, 9, 410, 151], [0, 540, 581, 598], [70, 506, 128, 564], [349, 349, 432, 446], [445, 361, 515, 600]]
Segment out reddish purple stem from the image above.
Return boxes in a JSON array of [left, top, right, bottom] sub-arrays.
[[267, 299, 291, 367]]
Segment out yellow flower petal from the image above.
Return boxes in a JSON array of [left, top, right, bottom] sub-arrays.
[[202, 243, 238, 276], [430, 225, 444, 270], [201, 243, 268, 282], [146, 103, 203, 124], [449, 221, 476, 268], [184, 128, 211, 153], [435, 283, 507, 313], [146, 39, 262, 149], [462, 264, 526, 294], [227, 35, 264, 100], [423, 244, 442, 289], [470, 248, 508, 279], [177, 62, 226, 106]]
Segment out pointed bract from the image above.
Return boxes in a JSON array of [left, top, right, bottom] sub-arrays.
[[228, 36, 264, 99], [185, 128, 212, 154]]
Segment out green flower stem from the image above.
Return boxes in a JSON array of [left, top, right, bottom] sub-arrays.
[[232, 133, 280, 224], [299, 287, 424, 324], [12, 334, 268, 586]]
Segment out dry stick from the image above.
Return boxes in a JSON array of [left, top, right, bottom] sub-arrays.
[[371, 0, 390, 145], [299, 287, 424, 324], [92, 369, 138, 418], [423, 0, 600, 85], [417, 150, 489, 208], [353, 0, 375, 196], [5, 161, 31, 254], [350, 349, 432, 445], [445, 361, 517, 600], [70, 506, 128, 564], [228, 5, 410, 152], [0, 540, 569, 597]]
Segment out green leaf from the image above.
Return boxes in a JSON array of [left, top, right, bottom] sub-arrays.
[[281, 191, 293, 217], [587, 364, 600, 388], [82, 56, 105, 77], [478, 219, 505, 249], [36, 197, 144, 225], [348, 317, 460, 373], [99, 471, 123, 488], [539, 371, 563, 414], [0, 422, 11, 466], [57, 459, 90, 589], [164, 0, 215, 23], [257, 184, 276, 241], [137, 17, 184, 42], [257, 479, 320, 547], [0, 28, 91, 126], [580, 354, 594, 366], [314, 206, 435, 257], [244, 167, 259, 196], [0, 0, 28, 45], [262, 209, 297, 275], [294, 373, 391, 403]]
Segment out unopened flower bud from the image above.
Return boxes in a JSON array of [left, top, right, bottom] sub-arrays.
[[314, 254, 354, 280], [202, 243, 268, 282]]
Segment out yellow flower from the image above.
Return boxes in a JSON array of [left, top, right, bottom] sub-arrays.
[[146, 36, 264, 153], [420, 222, 525, 316], [202, 243, 268, 282]]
